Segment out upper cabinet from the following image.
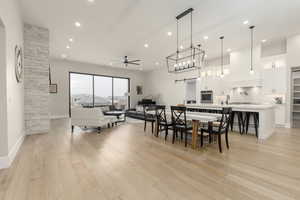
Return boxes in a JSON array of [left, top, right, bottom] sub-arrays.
[[261, 54, 287, 94]]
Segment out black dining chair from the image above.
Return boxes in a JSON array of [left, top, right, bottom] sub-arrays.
[[155, 105, 173, 140], [200, 107, 232, 153], [171, 106, 193, 147], [143, 105, 156, 134]]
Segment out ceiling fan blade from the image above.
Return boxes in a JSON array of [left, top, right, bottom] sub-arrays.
[[128, 62, 140, 65], [128, 59, 141, 63]]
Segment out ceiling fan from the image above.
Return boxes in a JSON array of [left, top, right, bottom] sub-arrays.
[[123, 56, 141, 67]]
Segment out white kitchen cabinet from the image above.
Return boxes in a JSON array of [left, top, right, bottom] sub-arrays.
[[275, 104, 286, 127], [262, 67, 287, 94]]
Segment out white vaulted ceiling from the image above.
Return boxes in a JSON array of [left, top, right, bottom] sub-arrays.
[[20, 0, 300, 70]]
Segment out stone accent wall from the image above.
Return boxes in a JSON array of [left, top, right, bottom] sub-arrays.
[[24, 24, 50, 134]]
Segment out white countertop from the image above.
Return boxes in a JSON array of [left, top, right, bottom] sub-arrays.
[[186, 103, 276, 111]]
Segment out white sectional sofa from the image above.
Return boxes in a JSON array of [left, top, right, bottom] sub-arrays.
[[71, 107, 118, 133]]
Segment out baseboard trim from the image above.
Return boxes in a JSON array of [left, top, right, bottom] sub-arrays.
[[285, 123, 291, 128], [276, 124, 286, 128], [0, 156, 9, 169], [0, 134, 25, 169], [50, 115, 69, 119], [8, 134, 25, 165]]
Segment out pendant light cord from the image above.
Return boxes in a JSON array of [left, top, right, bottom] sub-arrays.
[[250, 26, 255, 72], [176, 20, 179, 61], [220, 36, 224, 75], [190, 11, 193, 48]]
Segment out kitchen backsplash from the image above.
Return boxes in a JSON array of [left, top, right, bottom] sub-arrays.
[[215, 87, 285, 104]]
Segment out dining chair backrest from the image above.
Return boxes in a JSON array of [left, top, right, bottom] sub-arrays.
[[218, 107, 232, 133], [155, 105, 167, 124], [171, 106, 187, 128], [143, 105, 156, 119]]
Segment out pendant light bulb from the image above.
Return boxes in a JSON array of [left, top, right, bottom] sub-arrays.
[[220, 72, 224, 78], [250, 69, 254, 74]]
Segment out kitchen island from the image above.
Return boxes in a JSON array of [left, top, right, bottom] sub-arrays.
[[186, 104, 276, 140]]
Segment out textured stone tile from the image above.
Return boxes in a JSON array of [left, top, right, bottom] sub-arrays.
[[24, 23, 50, 135]]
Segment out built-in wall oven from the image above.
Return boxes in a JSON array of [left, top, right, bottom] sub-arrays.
[[201, 90, 213, 104]]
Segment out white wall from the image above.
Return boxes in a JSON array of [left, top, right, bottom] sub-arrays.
[[0, 0, 24, 166], [0, 20, 8, 157], [49, 59, 146, 118]]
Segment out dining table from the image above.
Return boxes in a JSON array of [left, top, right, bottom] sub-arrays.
[[147, 110, 222, 149]]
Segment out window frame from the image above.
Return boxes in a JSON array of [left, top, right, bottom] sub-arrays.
[[69, 71, 130, 117]]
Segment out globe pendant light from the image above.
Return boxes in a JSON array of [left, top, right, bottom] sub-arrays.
[[249, 26, 255, 74], [220, 36, 224, 78]]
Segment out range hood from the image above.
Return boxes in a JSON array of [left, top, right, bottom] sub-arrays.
[[231, 79, 263, 88]]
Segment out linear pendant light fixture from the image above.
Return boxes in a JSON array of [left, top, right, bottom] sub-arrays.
[[220, 36, 224, 78], [249, 25, 255, 74], [166, 8, 206, 73]]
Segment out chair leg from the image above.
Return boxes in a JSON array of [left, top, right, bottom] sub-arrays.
[[151, 121, 154, 134], [225, 131, 229, 149], [184, 131, 188, 147], [71, 125, 74, 133], [200, 129, 204, 147], [218, 134, 222, 153], [165, 126, 168, 141], [180, 129, 183, 141], [245, 113, 250, 134], [97, 127, 101, 134], [238, 112, 242, 134], [172, 128, 176, 144], [144, 121, 146, 132], [254, 113, 259, 138]]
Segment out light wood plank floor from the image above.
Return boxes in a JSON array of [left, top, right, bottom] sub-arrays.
[[1, 119, 300, 200]]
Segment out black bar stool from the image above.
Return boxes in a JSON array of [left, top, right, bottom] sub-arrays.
[[230, 111, 245, 134], [245, 112, 259, 137]]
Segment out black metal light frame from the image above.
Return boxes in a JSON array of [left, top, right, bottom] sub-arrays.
[[166, 8, 206, 73]]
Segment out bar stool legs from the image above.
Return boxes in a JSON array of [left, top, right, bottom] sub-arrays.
[[231, 111, 245, 134], [245, 112, 259, 138]]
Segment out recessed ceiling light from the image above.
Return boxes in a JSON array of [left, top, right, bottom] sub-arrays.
[[180, 45, 184, 49], [203, 36, 209, 40], [61, 54, 67, 58], [87, 0, 95, 3], [243, 20, 249, 25], [261, 39, 267, 43], [69, 38, 74, 42], [144, 43, 149, 48], [167, 32, 172, 36], [227, 48, 232, 52], [66, 45, 70, 49], [204, 55, 208, 58], [74, 22, 81, 27]]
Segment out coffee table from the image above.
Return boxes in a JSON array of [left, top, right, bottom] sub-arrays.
[[104, 111, 126, 123]]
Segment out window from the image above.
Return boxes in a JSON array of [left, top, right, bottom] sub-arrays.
[[94, 76, 112, 107], [70, 73, 93, 108], [69, 72, 130, 115], [113, 78, 129, 110]]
